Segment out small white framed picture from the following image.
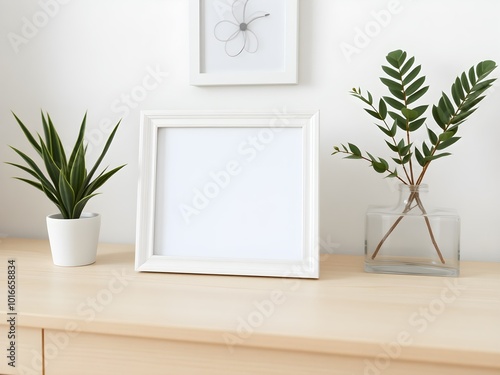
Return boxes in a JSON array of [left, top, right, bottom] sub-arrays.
[[189, 0, 299, 86], [135, 110, 319, 278]]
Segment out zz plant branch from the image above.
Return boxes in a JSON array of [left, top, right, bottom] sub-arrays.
[[333, 50, 496, 261]]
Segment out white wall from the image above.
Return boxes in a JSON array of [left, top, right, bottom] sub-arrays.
[[1, 0, 499, 261]]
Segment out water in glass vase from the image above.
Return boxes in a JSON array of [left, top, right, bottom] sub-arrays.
[[365, 184, 460, 276]]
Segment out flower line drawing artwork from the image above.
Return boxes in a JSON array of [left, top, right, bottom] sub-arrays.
[[214, 0, 270, 57]]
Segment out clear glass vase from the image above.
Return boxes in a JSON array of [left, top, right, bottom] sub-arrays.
[[365, 184, 460, 276]]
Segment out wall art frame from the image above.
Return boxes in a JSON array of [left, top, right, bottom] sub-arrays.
[[189, 0, 299, 86], [135, 110, 319, 278]]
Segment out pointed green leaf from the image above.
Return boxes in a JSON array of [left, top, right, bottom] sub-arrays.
[[11, 112, 42, 155], [383, 97, 405, 110], [450, 108, 477, 124], [403, 65, 422, 85], [401, 108, 419, 121], [81, 121, 122, 189], [460, 72, 471, 92], [378, 99, 387, 120], [382, 65, 400, 80], [415, 148, 425, 167], [406, 76, 426, 96], [468, 66, 477, 86], [364, 108, 382, 120], [427, 127, 438, 145], [68, 112, 87, 169], [424, 152, 452, 162], [389, 88, 405, 101], [386, 50, 404, 68], [58, 173, 75, 219], [385, 140, 399, 153], [348, 143, 362, 156], [380, 78, 403, 91], [476, 60, 497, 79], [437, 136, 460, 150], [409, 118, 426, 131], [407, 86, 429, 105], [400, 56, 414, 76]]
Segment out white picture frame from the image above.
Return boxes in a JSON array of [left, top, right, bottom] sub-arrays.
[[189, 0, 299, 86], [135, 110, 319, 278]]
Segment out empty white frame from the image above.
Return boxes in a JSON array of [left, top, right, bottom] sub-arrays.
[[189, 0, 299, 85], [136, 110, 319, 278]]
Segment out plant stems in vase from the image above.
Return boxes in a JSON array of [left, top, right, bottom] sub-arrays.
[[332, 49, 496, 276]]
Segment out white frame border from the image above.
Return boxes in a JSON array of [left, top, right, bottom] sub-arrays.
[[135, 110, 319, 278], [189, 0, 299, 86]]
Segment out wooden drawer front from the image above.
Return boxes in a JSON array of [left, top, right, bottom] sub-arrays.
[[43, 330, 499, 375], [0, 326, 42, 375]]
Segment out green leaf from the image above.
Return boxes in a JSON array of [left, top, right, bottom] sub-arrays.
[[403, 65, 422, 86], [378, 98, 387, 120], [382, 65, 400, 80], [427, 127, 438, 145], [68, 112, 87, 170], [399, 143, 412, 156], [380, 78, 403, 91], [422, 142, 431, 157], [367, 91, 374, 105], [69, 144, 86, 193], [371, 159, 388, 173], [80, 120, 122, 194], [437, 136, 460, 150], [407, 86, 429, 105], [432, 105, 446, 129], [461, 96, 485, 112], [385, 140, 399, 153], [413, 105, 428, 117], [364, 108, 382, 120], [424, 152, 452, 162], [436, 103, 451, 125], [388, 88, 405, 101], [46, 113, 67, 170], [11, 112, 42, 155], [383, 97, 405, 110], [401, 153, 412, 164], [460, 72, 470, 92], [58, 172, 74, 219], [451, 78, 464, 105], [348, 143, 362, 156], [476, 60, 497, 79], [450, 108, 477, 124], [386, 50, 404, 68], [401, 108, 419, 121], [83, 165, 125, 197], [400, 56, 415, 76], [468, 66, 477, 86], [408, 118, 426, 131], [406, 76, 426, 96], [439, 130, 455, 142], [415, 148, 425, 167]]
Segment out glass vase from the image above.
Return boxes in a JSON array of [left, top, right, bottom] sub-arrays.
[[365, 184, 460, 276]]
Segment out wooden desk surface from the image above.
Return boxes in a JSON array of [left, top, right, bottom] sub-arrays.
[[0, 237, 499, 371]]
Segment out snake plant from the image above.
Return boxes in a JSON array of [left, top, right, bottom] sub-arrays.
[[7, 112, 125, 219]]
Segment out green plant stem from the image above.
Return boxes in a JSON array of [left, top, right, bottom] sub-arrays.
[[370, 190, 445, 264]]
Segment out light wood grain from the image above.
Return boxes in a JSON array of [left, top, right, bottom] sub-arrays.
[[0, 327, 42, 375], [44, 330, 500, 375], [0, 237, 499, 374]]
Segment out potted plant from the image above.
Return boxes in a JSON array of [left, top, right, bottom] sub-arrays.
[[332, 49, 496, 276], [7, 111, 125, 266]]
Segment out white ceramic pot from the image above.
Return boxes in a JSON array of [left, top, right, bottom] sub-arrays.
[[46, 212, 101, 267]]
